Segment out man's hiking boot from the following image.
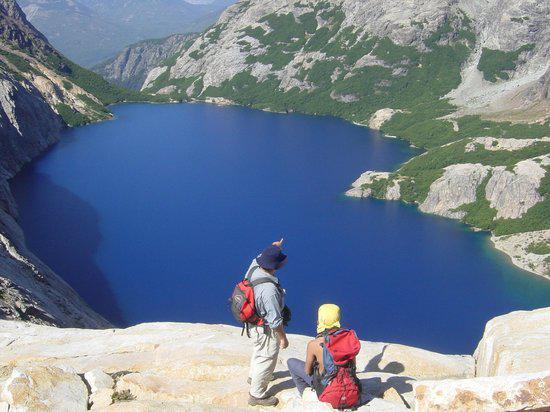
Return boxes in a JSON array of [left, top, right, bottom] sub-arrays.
[[248, 394, 279, 407]]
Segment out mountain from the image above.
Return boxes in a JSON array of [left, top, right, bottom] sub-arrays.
[[141, 0, 550, 277], [0, 0, 144, 327], [18, 0, 236, 67], [94, 33, 197, 89]]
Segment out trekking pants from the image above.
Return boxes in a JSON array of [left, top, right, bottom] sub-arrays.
[[287, 358, 313, 395], [249, 325, 280, 398]]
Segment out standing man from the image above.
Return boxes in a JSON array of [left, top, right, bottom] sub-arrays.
[[247, 239, 288, 407]]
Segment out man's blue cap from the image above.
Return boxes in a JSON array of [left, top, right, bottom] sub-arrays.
[[257, 245, 287, 270]]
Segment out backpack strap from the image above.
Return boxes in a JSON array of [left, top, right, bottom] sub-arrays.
[[248, 268, 283, 292], [250, 278, 277, 287], [244, 265, 259, 280]]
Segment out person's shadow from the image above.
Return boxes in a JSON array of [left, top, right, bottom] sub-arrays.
[[364, 344, 405, 374], [360, 345, 413, 408], [267, 370, 293, 397]]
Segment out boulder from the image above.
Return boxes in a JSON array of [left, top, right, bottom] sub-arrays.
[[474, 307, 550, 376], [0, 365, 88, 411], [414, 371, 550, 412], [84, 369, 114, 393]]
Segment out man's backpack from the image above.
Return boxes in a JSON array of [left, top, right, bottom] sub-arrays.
[[229, 265, 278, 335], [318, 329, 362, 409]]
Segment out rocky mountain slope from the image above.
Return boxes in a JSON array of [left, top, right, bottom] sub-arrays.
[[0, 307, 548, 411], [140, 0, 549, 278], [94, 34, 198, 90], [0, 0, 143, 327], [18, 0, 235, 67]]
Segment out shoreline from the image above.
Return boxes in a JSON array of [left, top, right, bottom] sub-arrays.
[[144, 97, 549, 280]]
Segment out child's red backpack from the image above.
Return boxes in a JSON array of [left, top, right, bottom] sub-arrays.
[[319, 329, 362, 409], [229, 265, 278, 335]]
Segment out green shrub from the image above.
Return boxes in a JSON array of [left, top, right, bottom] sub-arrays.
[[62, 79, 73, 90], [526, 240, 550, 255], [477, 44, 535, 82], [111, 390, 136, 403], [0, 50, 41, 76], [55, 104, 90, 127], [458, 176, 497, 230]]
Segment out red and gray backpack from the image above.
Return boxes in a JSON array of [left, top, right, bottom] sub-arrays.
[[318, 329, 362, 409], [229, 265, 279, 336]]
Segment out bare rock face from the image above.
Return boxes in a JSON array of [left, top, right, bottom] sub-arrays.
[[474, 307, 550, 377], [445, 0, 550, 123], [485, 157, 546, 219], [94, 34, 196, 89], [414, 371, 550, 412], [420, 164, 490, 219], [385, 179, 402, 201], [368, 108, 402, 130], [0, 72, 62, 178]]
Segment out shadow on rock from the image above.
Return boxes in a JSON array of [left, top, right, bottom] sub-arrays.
[[365, 344, 405, 374], [359, 345, 415, 408], [267, 378, 295, 397]]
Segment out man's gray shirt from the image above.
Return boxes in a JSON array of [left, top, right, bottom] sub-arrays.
[[247, 259, 285, 329]]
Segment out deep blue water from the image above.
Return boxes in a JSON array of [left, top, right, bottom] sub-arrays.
[[11, 103, 550, 354]]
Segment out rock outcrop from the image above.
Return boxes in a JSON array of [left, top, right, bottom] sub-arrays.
[[1, 307, 549, 411], [419, 164, 491, 219], [474, 307, 550, 377], [94, 34, 197, 89], [346, 171, 390, 198]]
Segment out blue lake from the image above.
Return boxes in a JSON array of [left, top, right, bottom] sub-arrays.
[[11, 103, 550, 354]]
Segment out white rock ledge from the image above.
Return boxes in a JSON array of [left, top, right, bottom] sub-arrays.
[[2, 307, 550, 411], [0, 320, 473, 411]]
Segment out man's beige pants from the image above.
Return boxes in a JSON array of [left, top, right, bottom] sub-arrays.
[[249, 325, 280, 398]]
